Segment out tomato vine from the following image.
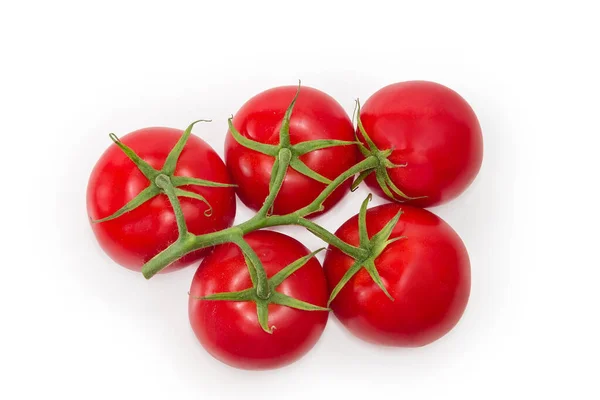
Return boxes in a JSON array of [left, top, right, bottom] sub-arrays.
[[93, 83, 409, 333]]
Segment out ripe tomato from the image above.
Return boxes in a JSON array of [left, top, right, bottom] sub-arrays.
[[323, 203, 471, 347], [224, 85, 357, 216], [189, 230, 329, 370], [87, 127, 236, 272], [359, 81, 483, 207]]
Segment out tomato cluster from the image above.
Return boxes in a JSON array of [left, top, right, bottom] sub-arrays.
[[87, 81, 483, 370]]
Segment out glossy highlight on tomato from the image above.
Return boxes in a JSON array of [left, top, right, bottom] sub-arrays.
[[324, 203, 471, 347], [360, 80, 483, 207], [225, 85, 357, 216], [189, 230, 329, 370], [87, 127, 236, 272]]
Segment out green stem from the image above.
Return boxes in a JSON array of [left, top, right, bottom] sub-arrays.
[[296, 218, 366, 259], [141, 155, 381, 279], [295, 156, 379, 217], [142, 227, 239, 279], [232, 236, 270, 300], [257, 148, 292, 217], [155, 174, 187, 237]]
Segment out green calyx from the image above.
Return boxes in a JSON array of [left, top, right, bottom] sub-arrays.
[[352, 100, 425, 202], [195, 243, 329, 333], [327, 194, 406, 306], [92, 120, 236, 224], [228, 81, 358, 187]]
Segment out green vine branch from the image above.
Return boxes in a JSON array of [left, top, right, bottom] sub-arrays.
[[140, 154, 380, 279]]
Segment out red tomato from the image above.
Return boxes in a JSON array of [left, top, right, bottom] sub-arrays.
[[224, 85, 357, 216], [87, 127, 236, 272], [360, 81, 483, 207], [323, 204, 470, 347], [189, 230, 329, 370]]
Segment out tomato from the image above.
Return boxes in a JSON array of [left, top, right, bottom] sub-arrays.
[[359, 81, 483, 207], [87, 127, 236, 272], [323, 203, 471, 347], [189, 230, 329, 370], [224, 85, 357, 216]]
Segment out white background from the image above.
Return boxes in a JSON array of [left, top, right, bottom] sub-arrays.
[[1, 0, 598, 399]]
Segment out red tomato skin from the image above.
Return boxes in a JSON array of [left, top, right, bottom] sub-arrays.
[[189, 230, 329, 370], [323, 204, 470, 347], [360, 81, 483, 207], [87, 127, 236, 272], [224, 85, 357, 217]]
